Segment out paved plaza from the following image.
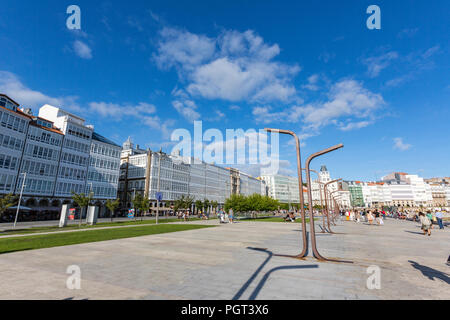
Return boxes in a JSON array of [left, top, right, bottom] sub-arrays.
[[0, 218, 448, 300]]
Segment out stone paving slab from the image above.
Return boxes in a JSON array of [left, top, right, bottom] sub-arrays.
[[0, 218, 448, 300]]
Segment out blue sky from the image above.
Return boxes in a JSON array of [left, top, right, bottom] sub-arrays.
[[0, 0, 448, 181]]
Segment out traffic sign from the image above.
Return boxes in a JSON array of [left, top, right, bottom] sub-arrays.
[[156, 192, 163, 202]]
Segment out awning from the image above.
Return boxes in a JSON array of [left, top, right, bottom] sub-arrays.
[[8, 206, 33, 211]]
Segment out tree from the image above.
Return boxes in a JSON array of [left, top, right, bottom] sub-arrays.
[[210, 200, 218, 214], [139, 197, 150, 221], [71, 191, 93, 227], [106, 198, 120, 222], [195, 200, 203, 216], [0, 193, 18, 218], [203, 199, 210, 215], [184, 196, 194, 211], [132, 193, 144, 222]]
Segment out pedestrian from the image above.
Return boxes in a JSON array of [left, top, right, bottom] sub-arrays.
[[228, 208, 234, 224], [374, 210, 381, 225], [418, 212, 431, 236], [367, 211, 374, 225], [426, 211, 434, 230], [435, 210, 444, 230]]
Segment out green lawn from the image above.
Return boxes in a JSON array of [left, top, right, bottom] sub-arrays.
[[0, 224, 213, 255], [0, 217, 206, 236]]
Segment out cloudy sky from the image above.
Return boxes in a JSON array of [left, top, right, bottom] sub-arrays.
[[0, 0, 448, 180]]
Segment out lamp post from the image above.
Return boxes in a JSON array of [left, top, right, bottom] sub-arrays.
[[302, 168, 326, 232], [304, 144, 343, 260], [13, 172, 27, 228], [324, 179, 342, 232], [156, 149, 162, 225], [264, 128, 308, 258], [329, 190, 341, 222]]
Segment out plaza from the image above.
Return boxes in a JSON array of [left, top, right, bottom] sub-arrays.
[[0, 218, 448, 300]]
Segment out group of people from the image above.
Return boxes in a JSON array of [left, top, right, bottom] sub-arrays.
[[218, 208, 234, 224], [342, 209, 386, 225]]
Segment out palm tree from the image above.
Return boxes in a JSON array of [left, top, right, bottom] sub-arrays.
[[194, 200, 204, 217], [211, 200, 218, 215], [71, 191, 93, 227], [0, 193, 18, 219], [106, 198, 120, 222], [140, 197, 150, 221]]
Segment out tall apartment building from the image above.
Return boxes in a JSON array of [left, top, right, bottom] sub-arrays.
[[119, 140, 263, 211], [0, 94, 121, 214]]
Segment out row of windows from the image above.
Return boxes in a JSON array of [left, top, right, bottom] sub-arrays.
[[0, 173, 15, 192], [25, 144, 59, 161], [127, 167, 146, 179], [0, 110, 27, 133], [22, 159, 58, 177], [0, 154, 19, 171], [56, 182, 84, 195], [27, 126, 62, 146], [89, 156, 119, 170], [91, 143, 120, 158], [59, 166, 86, 181], [127, 180, 145, 190], [61, 152, 88, 167], [89, 185, 118, 198], [64, 138, 90, 154], [88, 170, 119, 184], [67, 124, 91, 140], [17, 178, 54, 195], [0, 133, 23, 151]]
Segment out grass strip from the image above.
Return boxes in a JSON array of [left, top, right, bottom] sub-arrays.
[[0, 224, 213, 255], [0, 217, 208, 236]]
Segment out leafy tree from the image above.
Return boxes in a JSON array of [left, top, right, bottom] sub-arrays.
[[203, 199, 210, 214], [184, 196, 194, 211], [210, 200, 218, 214], [106, 198, 120, 222], [71, 191, 93, 227], [0, 193, 18, 218], [195, 200, 203, 215]]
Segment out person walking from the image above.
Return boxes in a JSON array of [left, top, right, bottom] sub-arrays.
[[426, 211, 434, 230], [367, 211, 374, 225], [419, 212, 432, 236], [435, 210, 444, 230], [228, 208, 234, 224]]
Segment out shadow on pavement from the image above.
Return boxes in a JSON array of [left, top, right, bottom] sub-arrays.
[[233, 247, 318, 300], [404, 230, 426, 235], [408, 260, 450, 284]]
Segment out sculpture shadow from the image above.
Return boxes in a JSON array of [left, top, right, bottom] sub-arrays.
[[404, 230, 425, 235], [233, 247, 318, 300], [408, 260, 450, 284]]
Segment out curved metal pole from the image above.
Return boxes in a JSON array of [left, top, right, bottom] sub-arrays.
[[305, 144, 344, 260], [329, 190, 341, 224], [301, 169, 326, 233], [265, 128, 308, 258], [324, 179, 342, 232]]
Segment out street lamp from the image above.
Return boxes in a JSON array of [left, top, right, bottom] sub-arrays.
[[304, 144, 344, 261], [324, 178, 342, 232], [302, 168, 326, 233], [13, 172, 27, 228], [264, 128, 308, 258]]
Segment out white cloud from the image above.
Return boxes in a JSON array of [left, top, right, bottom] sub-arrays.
[[363, 51, 398, 78], [73, 40, 92, 59], [88, 102, 156, 118], [0, 71, 81, 111], [393, 137, 412, 151], [172, 99, 201, 122], [302, 74, 320, 91], [154, 27, 300, 103], [338, 121, 372, 131], [252, 79, 384, 134]]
